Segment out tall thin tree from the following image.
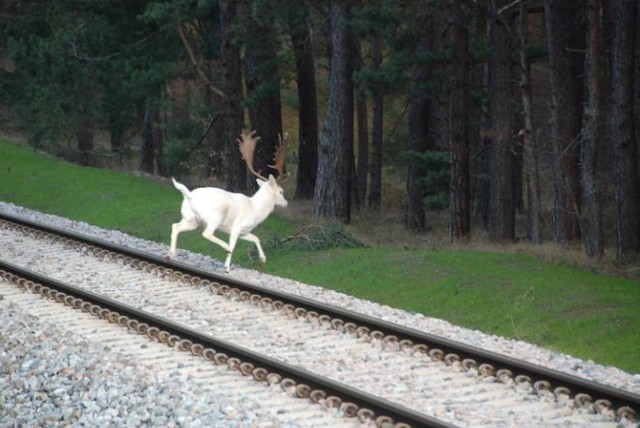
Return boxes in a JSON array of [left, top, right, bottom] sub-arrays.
[[354, 38, 369, 210], [581, 0, 604, 257], [220, 0, 246, 192], [487, 0, 516, 241], [368, 31, 384, 211], [286, 1, 319, 200], [610, 0, 640, 259], [406, 13, 432, 232], [449, 0, 471, 240], [543, 0, 586, 243], [313, 0, 354, 223], [517, 0, 543, 244], [242, 3, 283, 183]]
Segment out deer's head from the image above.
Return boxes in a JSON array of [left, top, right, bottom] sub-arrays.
[[237, 130, 288, 207], [257, 174, 288, 207]]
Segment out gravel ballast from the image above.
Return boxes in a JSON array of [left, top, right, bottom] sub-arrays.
[[0, 303, 296, 427], [1, 201, 639, 425]]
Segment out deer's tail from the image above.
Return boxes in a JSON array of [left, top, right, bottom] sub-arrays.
[[171, 178, 192, 200]]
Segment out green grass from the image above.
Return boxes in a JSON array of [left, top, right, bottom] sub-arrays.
[[268, 248, 638, 371], [1, 139, 639, 374]]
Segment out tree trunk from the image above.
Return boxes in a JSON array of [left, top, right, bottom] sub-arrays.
[[107, 110, 125, 154], [611, 0, 640, 259], [287, 2, 318, 200], [313, 0, 354, 223], [406, 72, 429, 231], [354, 38, 368, 210], [355, 83, 368, 211], [76, 112, 94, 167], [139, 100, 155, 174], [220, 0, 246, 193], [471, 1, 490, 226], [449, 0, 471, 240], [637, 7, 640, 179], [369, 31, 384, 211], [581, 0, 604, 257], [204, 89, 226, 178], [406, 14, 433, 232], [154, 91, 167, 177], [517, 0, 543, 244], [487, 0, 516, 242], [243, 12, 283, 183], [544, 0, 586, 243]]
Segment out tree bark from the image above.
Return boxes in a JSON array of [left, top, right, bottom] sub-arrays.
[[139, 100, 155, 174], [369, 31, 384, 211], [611, 0, 640, 259], [636, 5, 640, 180], [487, 0, 516, 242], [517, 0, 543, 244], [204, 89, 226, 178], [313, 0, 354, 223], [76, 111, 94, 167], [544, 0, 586, 243], [136, 98, 166, 176], [406, 79, 429, 230], [580, 0, 604, 257], [449, 0, 471, 240], [406, 14, 432, 232], [107, 105, 126, 154], [287, 2, 319, 200], [406, 96, 429, 231], [354, 38, 368, 210], [471, 1, 490, 226], [220, 0, 246, 192], [243, 11, 283, 183]]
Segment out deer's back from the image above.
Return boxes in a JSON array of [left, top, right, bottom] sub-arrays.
[[183, 187, 252, 232]]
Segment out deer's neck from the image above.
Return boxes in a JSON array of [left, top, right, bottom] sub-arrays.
[[250, 187, 275, 224]]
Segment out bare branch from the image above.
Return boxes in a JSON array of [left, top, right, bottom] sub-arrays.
[[497, 0, 523, 17], [177, 24, 224, 98]]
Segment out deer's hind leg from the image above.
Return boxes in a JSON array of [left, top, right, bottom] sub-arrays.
[[201, 226, 231, 252], [168, 218, 198, 259]]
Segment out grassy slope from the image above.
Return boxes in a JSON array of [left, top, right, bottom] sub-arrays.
[[1, 139, 638, 374]]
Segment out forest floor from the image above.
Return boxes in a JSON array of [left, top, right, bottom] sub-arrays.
[[289, 197, 640, 282]]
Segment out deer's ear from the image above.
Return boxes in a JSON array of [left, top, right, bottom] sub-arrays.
[[256, 178, 267, 187], [268, 174, 276, 185]]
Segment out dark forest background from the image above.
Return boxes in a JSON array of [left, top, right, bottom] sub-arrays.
[[0, 0, 639, 262]]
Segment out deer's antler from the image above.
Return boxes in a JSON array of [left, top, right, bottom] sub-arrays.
[[269, 133, 289, 183], [237, 130, 267, 181]]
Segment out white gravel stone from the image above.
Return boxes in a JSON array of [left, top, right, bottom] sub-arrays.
[[1, 201, 639, 426], [0, 304, 294, 427]]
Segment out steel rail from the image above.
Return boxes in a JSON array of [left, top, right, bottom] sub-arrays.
[[0, 260, 452, 428], [1, 210, 639, 419]]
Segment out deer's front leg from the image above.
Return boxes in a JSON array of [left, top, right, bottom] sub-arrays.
[[224, 231, 241, 273], [224, 251, 233, 273], [240, 233, 266, 264]]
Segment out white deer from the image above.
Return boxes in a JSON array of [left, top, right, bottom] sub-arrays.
[[167, 130, 288, 273]]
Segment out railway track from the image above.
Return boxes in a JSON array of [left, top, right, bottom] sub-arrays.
[[1, 210, 639, 427], [0, 280, 359, 427]]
